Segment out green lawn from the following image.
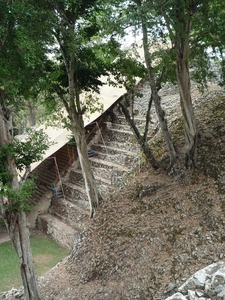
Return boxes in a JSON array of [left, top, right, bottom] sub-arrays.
[[0, 235, 70, 292]]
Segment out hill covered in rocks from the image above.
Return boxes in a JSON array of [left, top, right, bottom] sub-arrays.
[[1, 82, 225, 300]]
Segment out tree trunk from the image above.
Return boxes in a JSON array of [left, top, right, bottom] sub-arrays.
[[71, 113, 99, 217], [67, 63, 100, 217], [0, 103, 40, 300], [28, 100, 36, 127], [176, 54, 197, 167], [141, 19, 178, 166], [119, 100, 159, 169], [4, 210, 41, 300], [175, 11, 198, 168], [148, 67, 178, 166]]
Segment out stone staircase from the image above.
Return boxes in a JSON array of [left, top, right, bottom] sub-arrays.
[[33, 104, 147, 250], [27, 144, 77, 230]]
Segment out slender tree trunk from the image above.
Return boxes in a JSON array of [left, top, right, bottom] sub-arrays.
[[141, 18, 177, 166], [176, 53, 197, 167], [119, 100, 159, 169], [175, 12, 198, 168], [28, 100, 36, 127], [0, 103, 40, 300], [4, 210, 41, 300], [67, 62, 100, 217], [71, 113, 99, 217]]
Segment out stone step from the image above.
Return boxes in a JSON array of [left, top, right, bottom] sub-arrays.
[[68, 169, 84, 185], [36, 185, 50, 196], [89, 147, 137, 166], [91, 143, 134, 155], [53, 144, 77, 173], [89, 156, 129, 172], [69, 168, 112, 186], [63, 182, 88, 203], [105, 121, 131, 131], [103, 127, 135, 144], [105, 121, 147, 132], [112, 115, 147, 126], [65, 197, 90, 211], [64, 180, 114, 205], [93, 167, 128, 183], [49, 198, 89, 231], [32, 189, 47, 202], [37, 213, 80, 251], [29, 185, 49, 205], [36, 172, 57, 186], [97, 141, 140, 154]]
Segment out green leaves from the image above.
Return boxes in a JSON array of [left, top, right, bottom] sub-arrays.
[[0, 128, 51, 181], [13, 128, 51, 171], [109, 54, 147, 90], [0, 128, 51, 211], [0, 179, 35, 211]]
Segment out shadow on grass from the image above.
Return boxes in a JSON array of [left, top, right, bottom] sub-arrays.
[[0, 234, 70, 292]]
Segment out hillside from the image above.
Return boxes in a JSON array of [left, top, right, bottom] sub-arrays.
[[2, 83, 225, 299]]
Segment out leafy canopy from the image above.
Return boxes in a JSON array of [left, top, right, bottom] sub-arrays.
[[0, 129, 51, 211]]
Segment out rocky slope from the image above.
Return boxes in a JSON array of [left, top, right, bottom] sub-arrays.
[[2, 82, 225, 300]]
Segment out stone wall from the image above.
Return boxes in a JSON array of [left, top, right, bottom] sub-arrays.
[[37, 214, 79, 251]]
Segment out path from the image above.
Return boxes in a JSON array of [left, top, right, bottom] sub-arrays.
[[0, 232, 10, 244]]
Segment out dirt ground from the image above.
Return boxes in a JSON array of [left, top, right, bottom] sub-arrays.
[[0, 232, 10, 244]]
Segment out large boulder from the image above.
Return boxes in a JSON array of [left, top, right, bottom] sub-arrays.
[[165, 262, 225, 300]]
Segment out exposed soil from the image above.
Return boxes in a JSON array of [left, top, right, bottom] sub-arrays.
[[0, 232, 10, 244], [33, 254, 55, 265]]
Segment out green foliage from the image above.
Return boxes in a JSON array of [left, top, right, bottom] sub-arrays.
[[151, 47, 177, 85], [54, 46, 109, 94], [0, 0, 51, 98], [94, 38, 124, 66], [43, 0, 124, 135], [191, 53, 214, 91], [0, 0, 54, 137], [13, 128, 51, 171], [0, 180, 35, 211], [76, 47, 109, 93], [82, 92, 104, 119], [0, 129, 51, 212], [109, 54, 147, 90]]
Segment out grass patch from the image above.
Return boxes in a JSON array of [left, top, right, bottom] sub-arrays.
[[0, 234, 70, 292]]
